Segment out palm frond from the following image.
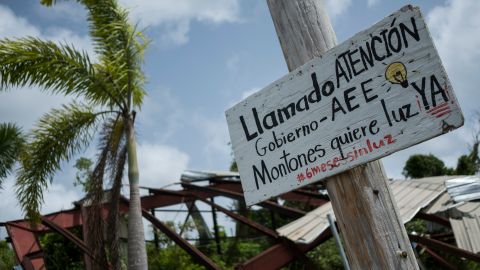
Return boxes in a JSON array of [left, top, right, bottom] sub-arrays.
[[0, 38, 124, 108], [15, 102, 99, 220], [81, 0, 148, 108], [0, 123, 24, 184]]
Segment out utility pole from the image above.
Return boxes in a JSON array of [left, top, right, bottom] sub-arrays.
[[266, 1, 418, 269]]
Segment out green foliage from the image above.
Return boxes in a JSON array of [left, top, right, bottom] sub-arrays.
[[0, 0, 150, 267], [305, 238, 343, 270], [0, 240, 15, 270], [455, 155, 477, 175], [403, 154, 451, 178], [39, 227, 85, 270], [404, 132, 480, 178], [0, 38, 122, 108], [147, 243, 206, 270], [405, 219, 428, 234], [230, 160, 238, 172], [73, 157, 93, 191], [455, 141, 479, 175], [148, 221, 207, 270], [0, 122, 24, 184], [81, 0, 148, 107], [15, 103, 97, 221]]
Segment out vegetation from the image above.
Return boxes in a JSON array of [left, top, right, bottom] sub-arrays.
[[0, 240, 15, 270], [403, 141, 479, 178], [0, 0, 149, 268], [403, 154, 450, 178], [39, 228, 85, 270], [0, 123, 24, 186]]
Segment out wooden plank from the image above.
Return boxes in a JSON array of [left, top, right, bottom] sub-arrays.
[[226, 4, 463, 205], [264, 1, 420, 269]]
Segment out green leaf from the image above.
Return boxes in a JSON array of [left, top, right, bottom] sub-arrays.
[[15, 102, 98, 221], [0, 123, 24, 185], [81, 0, 148, 108], [0, 38, 124, 108]]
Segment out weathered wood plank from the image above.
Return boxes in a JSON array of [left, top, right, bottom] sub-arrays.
[[256, 1, 422, 269], [226, 4, 462, 205]]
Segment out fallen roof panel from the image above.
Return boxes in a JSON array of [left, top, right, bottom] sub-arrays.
[[278, 177, 447, 244], [451, 215, 480, 253]]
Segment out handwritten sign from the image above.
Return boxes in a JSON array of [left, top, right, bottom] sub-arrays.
[[226, 6, 463, 206]]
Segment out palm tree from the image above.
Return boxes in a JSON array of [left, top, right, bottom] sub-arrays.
[[0, 0, 149, 269], [0, 123, 24, 185]]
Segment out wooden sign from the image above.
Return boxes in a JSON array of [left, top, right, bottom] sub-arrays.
[[226, 6, 463, 206]]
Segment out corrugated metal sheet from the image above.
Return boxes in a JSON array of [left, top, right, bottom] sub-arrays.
[[450, 215, 480, 253], [180, 170, 240, 182], [278, 177, 448, 244], [427, 193, 480, 218], [446, 176, 480, 202]]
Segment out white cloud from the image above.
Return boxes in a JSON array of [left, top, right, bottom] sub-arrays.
[[138, 88, 184, 142], [35, 1, 87, 24], [119, 0, 241, 45], [325, 0, 352, 18], [0, 5, 40, 37], [0, 5, 93, 55], [427, 0, 480, 114], [192, 114, 231, 169], [0, 4, 93, 130], [137, 143, 190, 188], [367, 0, 380, 8], [241, 87, 260, 100], [0, 176, 81, 238]]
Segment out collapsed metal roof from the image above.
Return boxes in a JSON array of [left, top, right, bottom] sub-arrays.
[[446, 175, 480, 202], [451, 215, 480, 253], [277, 176, 480, 249]]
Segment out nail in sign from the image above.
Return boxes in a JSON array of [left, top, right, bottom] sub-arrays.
[[225, 6, 463, 206]]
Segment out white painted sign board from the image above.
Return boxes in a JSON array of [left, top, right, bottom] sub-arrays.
[[226, 6, 463, 206]]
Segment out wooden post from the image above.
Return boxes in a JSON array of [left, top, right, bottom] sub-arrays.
[[266, 1, 419, 269]]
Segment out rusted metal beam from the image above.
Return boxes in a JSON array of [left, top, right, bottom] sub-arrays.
[[5, 221, 44, 270], [415, 212, 451, 228], [236, 228, 332, 270], [293, 189, 329, 200], [182, 182, 306, 218], [24, 250, 44, 259], [208, 180, 329, 205], [141, 189, 194, 209], [280, 237, 316, 270], [40, 217, 98, 265], [196, 197, 278, 239], [417, 244, 457, 270], [141, 209, 221, 270], [409, 234, 480, 262], [430, 231, 454, 239]]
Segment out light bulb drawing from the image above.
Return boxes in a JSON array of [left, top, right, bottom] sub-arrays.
[[385, 61, 408, 88]]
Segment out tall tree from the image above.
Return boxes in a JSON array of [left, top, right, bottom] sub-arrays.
[[0, 0, 149, 269]]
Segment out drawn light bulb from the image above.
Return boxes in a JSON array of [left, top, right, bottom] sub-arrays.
[[385, 62, 408, 88]]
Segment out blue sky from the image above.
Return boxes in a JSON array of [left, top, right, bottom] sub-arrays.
[[1, 0, 479, 238]]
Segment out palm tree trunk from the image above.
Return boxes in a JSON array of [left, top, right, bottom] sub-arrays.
[[126, 116, 148, 270]]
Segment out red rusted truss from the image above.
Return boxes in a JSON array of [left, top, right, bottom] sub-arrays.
[[2, 179, 478, 270]]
